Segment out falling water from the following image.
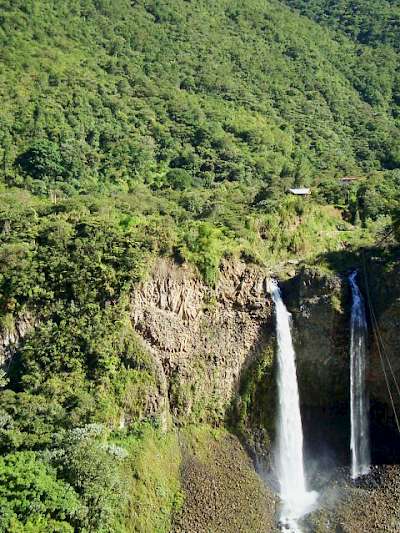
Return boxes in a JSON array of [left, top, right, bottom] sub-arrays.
[[268, 280, 317, 532], [349, 271, 371, 479]]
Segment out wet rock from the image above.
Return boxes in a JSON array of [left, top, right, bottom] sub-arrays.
[[305, 464, 400, 532]]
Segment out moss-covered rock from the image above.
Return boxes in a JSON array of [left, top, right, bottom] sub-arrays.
[[283, 267, 350, 408], [232, 344, 276, 460]]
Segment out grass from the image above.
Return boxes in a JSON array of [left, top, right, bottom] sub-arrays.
[[109, 424, 232, 532], [115, 425, 183, 533], [179, 425, 227, 463]]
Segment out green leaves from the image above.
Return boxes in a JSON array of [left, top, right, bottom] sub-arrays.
[[179, 221, 232, 285], [0, 2, 399, 529], [1, 0, 400, 195], [0, 391, 66, 452], [0, 451, 81, 532], [55, 426, 128, 532], [0, 195, 149, 316], [164, 168, 193, 191], [15, 140, 64, 181]]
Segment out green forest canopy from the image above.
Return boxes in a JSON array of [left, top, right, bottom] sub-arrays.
[[0, 1, 399, 530], [0, 0, 400, 197]]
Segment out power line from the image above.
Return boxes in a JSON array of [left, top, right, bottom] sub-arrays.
[[361, 250, 400, 435]]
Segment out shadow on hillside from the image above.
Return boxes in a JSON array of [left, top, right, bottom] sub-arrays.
[[230, 244, 400, 480], [309, 243, 400, 276]]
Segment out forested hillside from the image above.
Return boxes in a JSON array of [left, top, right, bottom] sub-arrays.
[[0, 1, 399, 531], [282, 0, 400, 50], [1, 0, 400, 198]]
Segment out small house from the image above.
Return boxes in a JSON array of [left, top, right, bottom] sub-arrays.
[[339, 176, 361, 186], [288, 188, 311, 196]]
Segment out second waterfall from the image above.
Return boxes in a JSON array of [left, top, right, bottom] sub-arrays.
[[349, 271, 371, 479], [269, 280, 317, 532]]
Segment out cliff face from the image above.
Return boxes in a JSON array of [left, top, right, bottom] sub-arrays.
[[129, 259, 354, 461], [3, 257, 398, 456], [283, 268, 350, 408], [130, 257, 400, 457], [365, 261, 400, 400], [362, 259, 400, 444], [131, 259, 273, 427]]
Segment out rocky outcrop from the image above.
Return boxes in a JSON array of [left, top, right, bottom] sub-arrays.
[[131, 259, 274, 426], [283, 268, 350, 407], [0, 314, 35, 368]]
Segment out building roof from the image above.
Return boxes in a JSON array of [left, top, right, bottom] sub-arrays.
[[339, 176, 362, 186], [288, 188, 311, 196], [339, 176, 361, 182]]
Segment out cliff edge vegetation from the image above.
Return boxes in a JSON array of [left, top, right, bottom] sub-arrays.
[[0, 0, 400, 531]]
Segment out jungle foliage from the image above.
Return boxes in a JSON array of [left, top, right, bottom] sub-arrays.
[[0, 0, 400, 530], [1, 0, 400, 197], [282, 0, 400, 50]]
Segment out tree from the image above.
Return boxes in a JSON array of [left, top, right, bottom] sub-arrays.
[[15, 140, 64, 181], [56, 425, 127, 532], [165, 168, 193, 191], [0, 451, 81, 532]]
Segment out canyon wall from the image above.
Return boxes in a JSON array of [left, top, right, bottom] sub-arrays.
[[130, 259, 274, 427], [2, 256, 399, 456], [130, 257, 400, 458]]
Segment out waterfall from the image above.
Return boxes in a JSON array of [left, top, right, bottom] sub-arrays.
[[349, 271, 371, 479], [268, 280, 317, 532]]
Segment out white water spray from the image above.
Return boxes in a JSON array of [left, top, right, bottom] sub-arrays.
[[349, 271, 370, 479], [268, 280, 317, 532]]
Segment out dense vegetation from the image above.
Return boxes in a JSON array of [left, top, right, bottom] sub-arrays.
[[0, 0, 399, 530], [282, 1, 400, 50], [1, 0, 400, 196]]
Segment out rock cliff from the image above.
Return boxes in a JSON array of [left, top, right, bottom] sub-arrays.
[[0, 314, 35, 368], [130, 257, 400, 461], [3, 256, 399, 460], [131, 259, 273, 427]]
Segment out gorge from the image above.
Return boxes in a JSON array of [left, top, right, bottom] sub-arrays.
[[2, 251, 400, 531], [1, 1, 400, 531]]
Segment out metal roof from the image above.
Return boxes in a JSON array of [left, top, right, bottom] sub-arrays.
[[288, 188, 311, 195]]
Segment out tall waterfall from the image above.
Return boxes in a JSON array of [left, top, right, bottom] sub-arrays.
[[349, 271, 371, 479], [268, 280, 317, 531]]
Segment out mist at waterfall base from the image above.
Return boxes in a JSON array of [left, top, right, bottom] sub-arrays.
[[268, 280, 318, 531], [349, 270, 371, 479]]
